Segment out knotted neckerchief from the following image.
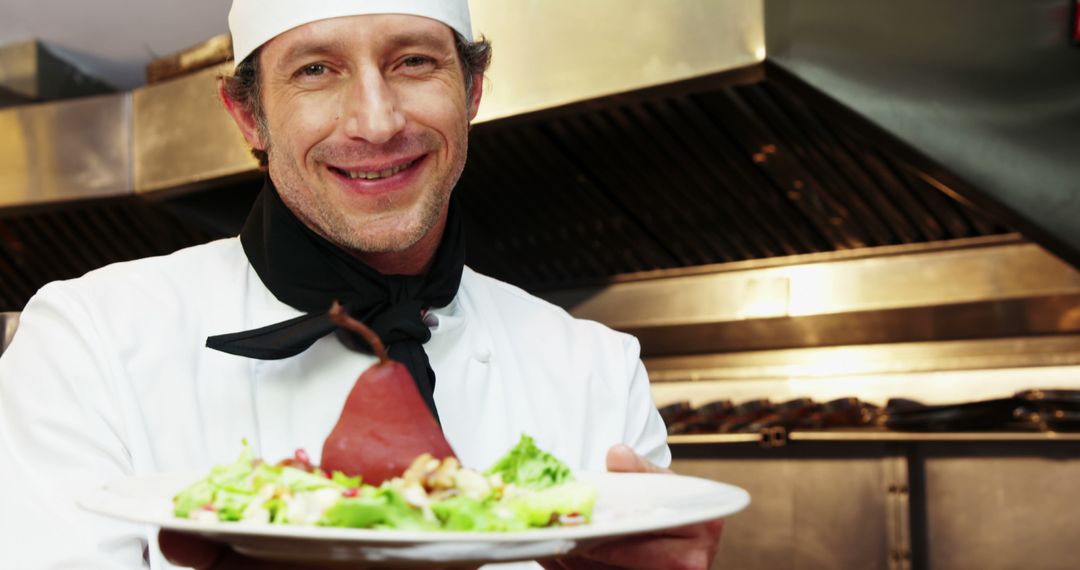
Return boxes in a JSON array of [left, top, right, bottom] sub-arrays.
[[206, 179, 465, 422]]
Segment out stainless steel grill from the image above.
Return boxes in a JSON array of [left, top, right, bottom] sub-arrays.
[[0, 198, 214, 309], [457, 66, 1010, 290]]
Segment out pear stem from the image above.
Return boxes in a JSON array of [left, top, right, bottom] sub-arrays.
[[329, 301, 389, 363]]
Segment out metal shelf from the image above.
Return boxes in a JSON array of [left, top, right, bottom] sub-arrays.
[[666, 433, 764, 445], [669, 430, 1080, 446], [790, 430, 1080, 442]]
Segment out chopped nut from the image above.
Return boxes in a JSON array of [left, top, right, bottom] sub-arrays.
[[400, 481, 430, 508], [427, 456, 460, 491], [453, 467, 493, 501], [402, 453, 435, 486]]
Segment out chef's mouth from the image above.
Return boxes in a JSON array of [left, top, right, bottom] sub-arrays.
[[328, 157, 422, 181]]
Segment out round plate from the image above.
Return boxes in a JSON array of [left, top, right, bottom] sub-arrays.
[[79, 471, 750, 567]]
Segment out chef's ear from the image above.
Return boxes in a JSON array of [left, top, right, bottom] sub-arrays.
[[467, 72, 484, 123], [218, 78, 267, 151]]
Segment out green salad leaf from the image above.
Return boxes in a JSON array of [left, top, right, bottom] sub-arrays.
[[175, 435, 597, 531], [432, 496, 527, 531], [505, 480, 597, 526], [173, 442, 257, 518], [485, 434, 571, 490], [320, 487, 435, 531], [172, 479, 213, 519], [172, 442, 354, 522]]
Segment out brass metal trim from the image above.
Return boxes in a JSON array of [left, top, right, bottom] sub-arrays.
[[132, 63, 257, 195], [546, 240, 1080, 356], [0, 94, 132, 209], [646, 336, 1080, 383], [668, 430, 1080, 446], [470, 0, 765, 123]]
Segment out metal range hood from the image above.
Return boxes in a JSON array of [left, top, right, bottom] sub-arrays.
[[3, 0, 1076, 239], [0, 0, 766, 205], [2, 0, 1077, 260], [764, 0, 1080, 270]]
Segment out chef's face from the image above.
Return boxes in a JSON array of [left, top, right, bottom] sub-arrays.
[[239, 15, 482, 254]]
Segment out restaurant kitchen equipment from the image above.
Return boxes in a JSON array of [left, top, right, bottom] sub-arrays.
[[1, 1, 1078, 568]]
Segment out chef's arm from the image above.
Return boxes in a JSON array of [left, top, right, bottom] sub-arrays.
[[619, 335, 672, 467], [538, 335, 725, 569], [0, 283, 146, 568]]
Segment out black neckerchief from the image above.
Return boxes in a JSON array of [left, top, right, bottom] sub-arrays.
[[206, 178, 464, 422]]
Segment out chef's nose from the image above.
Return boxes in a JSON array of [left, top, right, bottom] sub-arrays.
[[342, 68, 406, 144]]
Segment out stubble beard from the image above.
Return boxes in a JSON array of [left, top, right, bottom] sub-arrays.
[[264, 127, 468, 255]]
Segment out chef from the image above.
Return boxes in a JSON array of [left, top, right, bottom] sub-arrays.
[[0, 1, 724, 568]]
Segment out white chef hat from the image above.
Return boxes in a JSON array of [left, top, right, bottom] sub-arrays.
[[229, 0, 473, 67]]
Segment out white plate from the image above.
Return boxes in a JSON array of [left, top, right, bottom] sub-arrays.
[[79, 471, 749, 567]]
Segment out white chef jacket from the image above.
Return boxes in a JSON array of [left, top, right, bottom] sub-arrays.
[[0, 237, 670, 569]]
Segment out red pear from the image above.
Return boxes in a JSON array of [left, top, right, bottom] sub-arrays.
[[321, 302, 456, 486]]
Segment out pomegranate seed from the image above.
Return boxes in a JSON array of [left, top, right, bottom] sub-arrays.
[[295, 449, 311, 466]]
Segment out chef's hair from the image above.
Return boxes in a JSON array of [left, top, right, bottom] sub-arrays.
[[223, 32, 492, 168]]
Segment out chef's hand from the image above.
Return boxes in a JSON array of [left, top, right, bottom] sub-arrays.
[[158, 530, 329, 569], [158, 530, 479, 569], [542, 445, 725, 570]]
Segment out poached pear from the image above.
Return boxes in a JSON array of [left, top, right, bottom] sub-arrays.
[[321, 302, 456, 486]]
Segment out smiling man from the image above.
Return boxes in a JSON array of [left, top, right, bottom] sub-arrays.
[[0, 1, 722, 569], [240, 14, 475, 272]]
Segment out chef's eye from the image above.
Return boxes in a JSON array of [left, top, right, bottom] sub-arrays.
[[402, 55, 433, 68], [299, 64, 327, 76]]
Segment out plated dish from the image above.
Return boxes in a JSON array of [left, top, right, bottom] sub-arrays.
[[80, 469, 750, 566]]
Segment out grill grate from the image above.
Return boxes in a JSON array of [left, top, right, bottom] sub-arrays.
[[0, 199, 214, 311], [456, 69, 1009, 289]]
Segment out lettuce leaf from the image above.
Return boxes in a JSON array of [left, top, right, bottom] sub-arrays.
[[172, 479, 213, 518], [504, 481, 597, 527], [177, 435, 596, 531], [173, 442, 258, 517], [330, 471, 362, 489], [173, 443, 350, 521], [319, 487, 434, 530], [431, 496, 527, 532], [485, 434, 571, 490]]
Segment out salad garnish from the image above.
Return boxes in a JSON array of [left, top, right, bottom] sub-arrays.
[[173, 434, 596, 531]]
